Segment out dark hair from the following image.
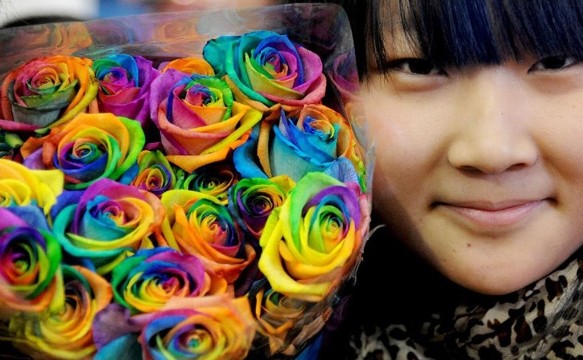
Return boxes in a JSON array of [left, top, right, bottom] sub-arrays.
[[290, 0, 583, 79], [1, 15, 80, 29]]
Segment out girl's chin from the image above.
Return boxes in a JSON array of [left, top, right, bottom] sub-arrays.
[[440, 263, 551, 296]]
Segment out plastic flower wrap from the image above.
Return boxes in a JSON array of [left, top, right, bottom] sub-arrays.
[[0, 4, 372, 359]]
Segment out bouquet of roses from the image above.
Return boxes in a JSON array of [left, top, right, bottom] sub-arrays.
[[0, 4, 371, 359]]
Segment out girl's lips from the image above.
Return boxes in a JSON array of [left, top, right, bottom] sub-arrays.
[[435, 200, 545, 228]]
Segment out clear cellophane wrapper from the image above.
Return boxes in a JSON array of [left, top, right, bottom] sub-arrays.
[[0, 3, 373, 359]]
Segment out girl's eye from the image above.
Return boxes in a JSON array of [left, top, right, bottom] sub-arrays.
[[386, 58, 446, 76], [529, 56, 579, 72]]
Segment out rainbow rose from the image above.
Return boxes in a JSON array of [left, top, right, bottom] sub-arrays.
[[51, 178, 165, 275], [130, 149, 176, 197], [150, 70, 262, 172], [160, 189, 256, 286], [234, 104, 364, 183], [203, 30, 326, 112], [140, 296, 256, 360], [9, 265, 112, 360], [110, 247, 217, 314], [248, 283, 332, 356], [0, 206, 63, 315], [0, 55, 98, 128], [160, 57, 215, 76], [92, 54, 160, 125], [0, 158, 64, 215], [228, 175, 295, 239], [20, 113, 145, 190], [93, 295, 256, 360], [176, 160, 239, 204], [258, 172, 364, 301]]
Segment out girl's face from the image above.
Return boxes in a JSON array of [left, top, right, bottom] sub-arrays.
[[365, 29, 583, 295]]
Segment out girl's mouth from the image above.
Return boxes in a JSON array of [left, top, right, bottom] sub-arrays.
[[434, 200, 546, 228]]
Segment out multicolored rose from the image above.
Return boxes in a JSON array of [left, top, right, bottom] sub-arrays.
[[110, 247, 219, 314], [150, 70, 262, 172], [141, 296, 256, 360], [176, 160, 239, 203], [93, 295, 256, 360], [228, 175, 295, 239], [160, 189, 256, 286], [203, 30, 326, 112], [234, 104, 364, 184], [130, 149, 176, 197], [0, 158, 64, 215], [92, 54, 160, 125], [0, 55, 98, 128], [20, 113, 145, 190], [0, 206, 63, 315], [258, 172, 364, 301], [9, 264, 112, 360], [51, 178, 165, 274], [160, 57, 215, 76], [249, 284, 331, 356]]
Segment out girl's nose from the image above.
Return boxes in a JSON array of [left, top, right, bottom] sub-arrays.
[[446, 67, 539, 174]]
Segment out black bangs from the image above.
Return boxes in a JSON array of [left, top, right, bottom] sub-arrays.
[[392, 0, 583, 68]]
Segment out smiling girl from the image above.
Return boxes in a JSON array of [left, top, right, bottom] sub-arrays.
[[285, 0, 583, 359]]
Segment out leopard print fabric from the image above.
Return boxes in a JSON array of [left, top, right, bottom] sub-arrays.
[[348, 253, 583, 359]]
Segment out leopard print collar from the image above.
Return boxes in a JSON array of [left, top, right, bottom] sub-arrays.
[[349, 252, 583, 359]]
